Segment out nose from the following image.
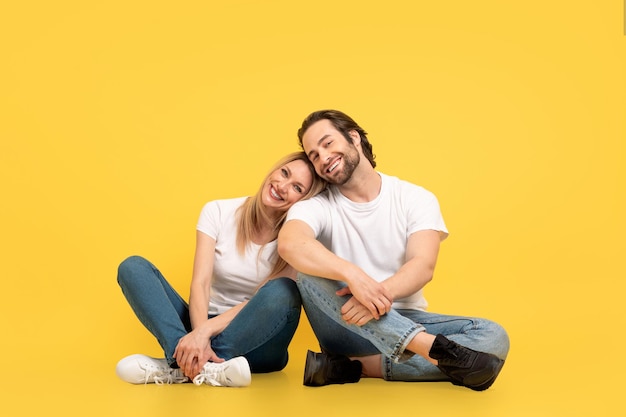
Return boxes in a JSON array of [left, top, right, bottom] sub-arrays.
[[317, 148, 331, 164], [276, 180, 288, 194]]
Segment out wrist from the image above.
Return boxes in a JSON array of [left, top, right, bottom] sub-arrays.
[[342, 264, 363, 287], [381, 280, 396, 302], [193, 319, 215, 338]]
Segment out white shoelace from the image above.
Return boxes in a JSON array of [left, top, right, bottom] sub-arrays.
[[192, 363, 229, 386], [143, 364, 187, 385]]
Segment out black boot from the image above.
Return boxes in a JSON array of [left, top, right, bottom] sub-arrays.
[[303, 350, 362, 387], [429, 334, 505, 391]]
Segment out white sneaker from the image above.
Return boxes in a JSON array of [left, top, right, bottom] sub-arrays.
[[192, 357, 251, 387], [116, 354, 188, 384]]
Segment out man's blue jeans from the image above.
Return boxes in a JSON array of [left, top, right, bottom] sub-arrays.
[[117, 255, 302, 373], [297, 273, 510, 381]]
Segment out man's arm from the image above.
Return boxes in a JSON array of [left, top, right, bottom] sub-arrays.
[[340, 229, 441, 326], [277, 219, 392, 318], [382, 229, 441, 300]]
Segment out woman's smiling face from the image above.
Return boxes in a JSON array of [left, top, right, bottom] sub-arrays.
[[261, 159, 314, 214]]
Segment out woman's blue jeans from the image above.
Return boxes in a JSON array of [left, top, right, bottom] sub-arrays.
[[297, 273, 510, 381], [117, 255, 302, 373]]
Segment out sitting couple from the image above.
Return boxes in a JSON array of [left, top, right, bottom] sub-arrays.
[[116, 109, 510, 390]]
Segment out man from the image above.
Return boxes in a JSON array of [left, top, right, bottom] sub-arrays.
[[277, 109, 510, 391]]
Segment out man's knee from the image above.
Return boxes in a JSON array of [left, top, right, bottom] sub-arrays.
[[492, 322, 510, 360], [296, 273, 344, 293]]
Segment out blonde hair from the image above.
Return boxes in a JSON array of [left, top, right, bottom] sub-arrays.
[[235, 151, 326, 278]]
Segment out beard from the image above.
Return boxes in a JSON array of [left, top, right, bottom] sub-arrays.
[[325, 146, 360, 185]]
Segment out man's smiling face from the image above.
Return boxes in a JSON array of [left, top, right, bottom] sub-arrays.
[[301, 119, 361, 185]]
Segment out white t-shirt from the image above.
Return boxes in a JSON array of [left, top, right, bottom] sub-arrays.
[[196, 197, 277, 315], [285, 172, 448, 311]]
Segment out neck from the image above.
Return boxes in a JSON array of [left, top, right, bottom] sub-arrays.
[[337, 164, 381, 203], [252, 219, 278, 245], [251, 205, 282, 245]]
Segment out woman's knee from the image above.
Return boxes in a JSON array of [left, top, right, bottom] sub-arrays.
[[117, 255, 150, 285], [260, 277, 302, 306]]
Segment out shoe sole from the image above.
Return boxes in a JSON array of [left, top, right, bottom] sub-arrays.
[[456, 358, 505, 391]]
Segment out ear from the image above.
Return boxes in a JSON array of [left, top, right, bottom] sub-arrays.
[[348, 129, 361, 146]]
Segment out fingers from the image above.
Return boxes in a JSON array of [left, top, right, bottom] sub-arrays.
[[173, 333, 229, 379], [340, 297, 357, 315], [174, 340, 200, 377], [191, 358, 203, 378], [376, 295, 392, 315], [342, 292, 392, 324], [207, 353, 225, 363], [336, 286, 352, 296], [342, 294, 381, 319], [341, 298, 376, 326], [369, 289, 392, 318], [175, 352, 189, 376], [364, 299, 384, 320], [203, 345, 224, 364], [355, 314, 374, 326], [182, 354, 195, 377], [343, 309, 374, 326], [355, 280, 393, 318], [376, 285, 393, 314]]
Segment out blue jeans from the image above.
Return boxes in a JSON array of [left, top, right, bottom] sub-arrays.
[[297, 274, 510, 381], [117, 255, 302, 373]]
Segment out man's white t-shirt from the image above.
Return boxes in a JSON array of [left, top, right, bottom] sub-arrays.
[[196, 197, 277, 315], [285, 172, 448, 311]]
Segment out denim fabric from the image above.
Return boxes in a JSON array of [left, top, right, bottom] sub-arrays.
[[117, 255, 302, 373], [297, 273, 510, 381]]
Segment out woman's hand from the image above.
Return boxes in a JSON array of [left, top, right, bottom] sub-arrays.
[[173, 326, 224, 379]]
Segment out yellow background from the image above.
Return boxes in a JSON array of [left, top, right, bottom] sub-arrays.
[[1, 1, 624, 416]]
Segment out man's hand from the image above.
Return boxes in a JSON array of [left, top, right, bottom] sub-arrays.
[[337, 275, 392, 320], [337, 287, 377, 326], [173, 326, 224, 379]]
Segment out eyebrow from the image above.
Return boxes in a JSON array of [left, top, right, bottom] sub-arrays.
[[306, 134, 331, 159]]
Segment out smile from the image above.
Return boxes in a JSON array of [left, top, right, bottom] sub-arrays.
[[327, 158, 341, 173], [270, 186, 283, 201]]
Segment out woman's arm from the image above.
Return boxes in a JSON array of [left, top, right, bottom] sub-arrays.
[[203, 254, 293, 335], [174, 231, 220, 378], [175, 231, 258, 378], [202, 300, 248, 335], [188, 231, 216, 330]]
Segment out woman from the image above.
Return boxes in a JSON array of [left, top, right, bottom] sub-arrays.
[[115, 152, 326, 387]]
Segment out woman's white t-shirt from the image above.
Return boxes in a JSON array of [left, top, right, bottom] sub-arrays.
[[196, 197, 277, 315], [285, 172, 448, 311]]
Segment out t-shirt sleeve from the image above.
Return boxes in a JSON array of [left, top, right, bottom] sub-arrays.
[[284, 196, 327, 237], [406, 187, 449, 240], [196, 201, 221, 239]]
